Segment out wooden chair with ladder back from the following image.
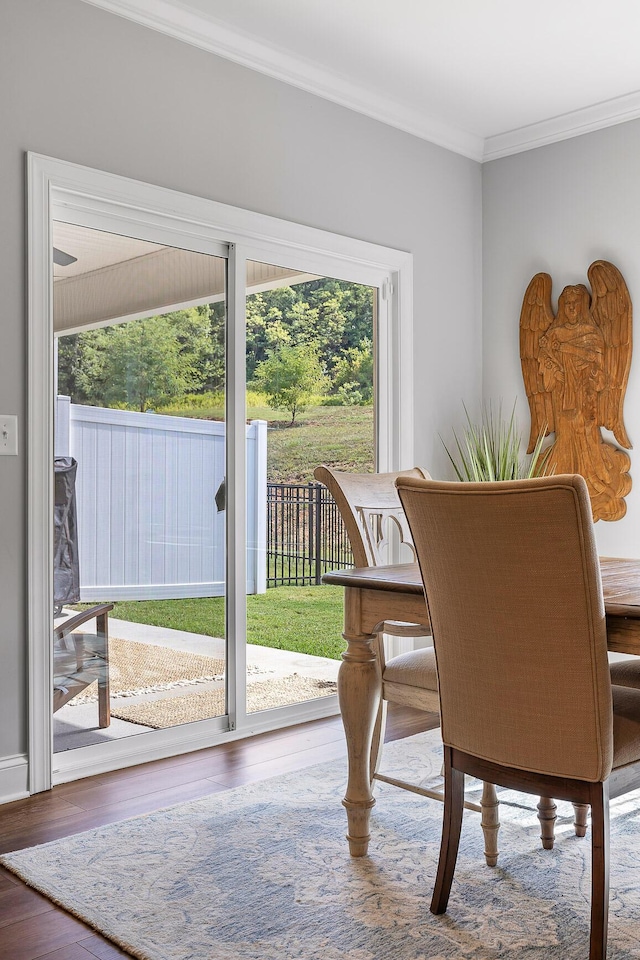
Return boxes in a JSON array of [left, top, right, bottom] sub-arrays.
[[314, 464, 502, 865]]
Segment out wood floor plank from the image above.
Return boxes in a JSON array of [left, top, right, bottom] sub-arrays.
[[208, 737, 347, 787], [0, 883, 55, 928], [38, 944, 98, 960], [50, 756, 245, 812], [0, 866, 19, 891], [0, 909, 91, 960], [0, 794, 83, 831], [0, 779, 227, 855], [59, 724, 346, 813], [67, 775, 229, 823], [78, 935, 134, 958]]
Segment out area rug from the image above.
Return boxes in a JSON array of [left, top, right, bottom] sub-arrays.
[[3, 729, 640, 960], [111, 675, 338, 727], [70, 637, 226, 703]]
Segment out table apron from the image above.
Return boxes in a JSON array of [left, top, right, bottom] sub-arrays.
[[343, 589, 640, 656], [344, 586, 429, 638], [606, 615, 640, 655]]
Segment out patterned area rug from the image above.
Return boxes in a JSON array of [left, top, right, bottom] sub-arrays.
[[3, 729, 640, 960]]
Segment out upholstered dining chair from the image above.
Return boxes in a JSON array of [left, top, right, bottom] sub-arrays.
[[396, 473, 640, 960], [314, 464, 502, 866]]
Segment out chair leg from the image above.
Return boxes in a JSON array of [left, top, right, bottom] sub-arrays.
[[97, 610, 111, 729], [480, 782, 500, 866], [588, 781, 610, 960], [537, 796, 557, 849], [573, 802, 589, 837], [369, 697, 388, 784], [430, 746, 465, 914]]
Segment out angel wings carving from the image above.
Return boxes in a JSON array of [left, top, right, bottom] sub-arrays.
[[520, 260, 632, 521]]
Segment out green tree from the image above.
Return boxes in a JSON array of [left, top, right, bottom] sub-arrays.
[[97, 316, 196, 411], [58, 327, 111, 405], [253, 343, 327, 424], [57, 279, 374, 409], [245, 291, 293, 380], [205, 301, 226, 392], [244, 279, 374, 385], [331, 338, 374, 404], [59, 309, 214, 411]]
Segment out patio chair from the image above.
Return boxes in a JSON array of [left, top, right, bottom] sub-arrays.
[[396, 473, 640, 960], [54, 604, 113, 727], [53, 457, 113, 728]]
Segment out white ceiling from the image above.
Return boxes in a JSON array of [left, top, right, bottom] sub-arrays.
[[84, 0, 640, 161]]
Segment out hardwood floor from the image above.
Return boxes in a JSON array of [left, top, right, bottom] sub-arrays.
[[0, 705, 438, 959]]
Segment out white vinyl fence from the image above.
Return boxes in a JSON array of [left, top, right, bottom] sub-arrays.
[[55, 397, 267, 600]]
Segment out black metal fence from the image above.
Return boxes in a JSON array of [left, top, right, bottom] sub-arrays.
[[267, 482, 353, 587]]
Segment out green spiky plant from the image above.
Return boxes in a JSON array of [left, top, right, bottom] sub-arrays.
[[442, 402, 552, 482]]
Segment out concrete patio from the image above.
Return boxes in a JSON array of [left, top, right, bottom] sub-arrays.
[[53, 616, 340, 753]]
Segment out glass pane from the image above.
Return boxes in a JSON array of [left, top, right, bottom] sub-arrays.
[[245, 261, 376, 713], [53, 221, 228, 752]]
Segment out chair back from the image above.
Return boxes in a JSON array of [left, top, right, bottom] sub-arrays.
[[314, 465, 430, 568], [396, 474, 613, 783]]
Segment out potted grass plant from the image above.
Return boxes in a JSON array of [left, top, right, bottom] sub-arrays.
[[442, 402, 551, 481]]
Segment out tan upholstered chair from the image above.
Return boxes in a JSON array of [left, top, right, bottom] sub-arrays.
[[609, 656, 640, 688], [396, 473, 640, 960]]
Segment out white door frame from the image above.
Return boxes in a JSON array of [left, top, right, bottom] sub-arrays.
[[27, 152, 414, 792]]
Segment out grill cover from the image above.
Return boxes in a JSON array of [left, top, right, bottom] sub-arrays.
[[54, 457, 80, 611]]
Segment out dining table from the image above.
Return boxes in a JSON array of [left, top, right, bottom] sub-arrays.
[[323, 556, 640, 862]]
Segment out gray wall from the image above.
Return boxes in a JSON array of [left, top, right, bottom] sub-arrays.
[[483, 122, 640, 557], [0, 0, 482, 769]]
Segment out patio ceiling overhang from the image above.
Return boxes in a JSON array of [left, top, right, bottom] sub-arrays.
[[52, 222, 317, 335]]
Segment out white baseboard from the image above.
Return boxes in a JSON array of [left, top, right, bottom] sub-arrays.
[[0, 754, 29, 805]]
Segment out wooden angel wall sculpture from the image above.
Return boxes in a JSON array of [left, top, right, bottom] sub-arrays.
[[520, 260, 632, 521]]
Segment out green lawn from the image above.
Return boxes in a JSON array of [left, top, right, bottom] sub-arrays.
[[95, 584, 346, 660], [159, 399, 374, 483], [103, 399, 364, 655], [264, 406, 373, 482]]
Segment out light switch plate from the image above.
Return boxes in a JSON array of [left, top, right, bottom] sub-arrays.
[[0, 415, 18, 456]]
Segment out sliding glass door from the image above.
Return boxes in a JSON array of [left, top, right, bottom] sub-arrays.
[[52, 221, 230, 758], [28, 153, 412, 791], [243, 260, 376, 716]]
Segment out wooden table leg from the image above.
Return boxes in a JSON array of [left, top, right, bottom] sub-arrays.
[[480, 781, 500, 866], [338, 588, 382, 857]]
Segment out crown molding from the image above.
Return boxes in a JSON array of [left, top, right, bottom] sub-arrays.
[[81, 0, 640, 165], [483, 89, 640, 161], [80, 0, 484, 161]]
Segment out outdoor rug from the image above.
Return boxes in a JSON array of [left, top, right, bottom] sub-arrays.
[[70, 637, 226, 703], [111, 675, 337, 727], [3, 729, 640, 960]]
